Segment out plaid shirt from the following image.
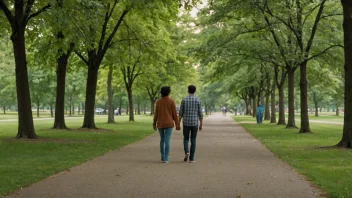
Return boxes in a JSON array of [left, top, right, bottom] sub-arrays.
[[179, 95, 203, 127]]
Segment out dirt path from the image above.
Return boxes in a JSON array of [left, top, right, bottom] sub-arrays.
[[5, 113, 323, 198]]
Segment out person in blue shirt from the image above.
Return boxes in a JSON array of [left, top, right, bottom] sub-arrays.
[[256, 103, 264, 125]]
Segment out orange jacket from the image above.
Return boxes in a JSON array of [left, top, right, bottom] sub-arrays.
[[153, 96, 179, 129]]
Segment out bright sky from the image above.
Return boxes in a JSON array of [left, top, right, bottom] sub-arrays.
[[190, 0, 208, 18]]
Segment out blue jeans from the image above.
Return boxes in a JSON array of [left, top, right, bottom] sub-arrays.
[[183, 125, 198, 160], [256, 113, 263, 124], [158, 128, 173, 162]]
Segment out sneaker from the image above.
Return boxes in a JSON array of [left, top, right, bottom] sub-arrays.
[[184, 153, 189, 162], [189, 159, 196, 163], [163, 161, 169, 163]]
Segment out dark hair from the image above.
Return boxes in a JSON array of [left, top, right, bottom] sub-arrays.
[[188, 85, 196, 94], [160, 86, 171, 97]]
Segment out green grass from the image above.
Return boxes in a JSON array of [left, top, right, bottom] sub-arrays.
[[294, 114, 343, 122], [0, 115, 155, 196], [0, 111, 85, 120], [233, 116, 352, 198]]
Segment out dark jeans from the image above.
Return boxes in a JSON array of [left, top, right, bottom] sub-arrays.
[[256, 113, 263, 124], [183, 125, 198, 160]]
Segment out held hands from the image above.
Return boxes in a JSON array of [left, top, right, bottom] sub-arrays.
[[153, 123, 157, 131], [176, 125, 181, 131], [199, 125, 203, 131]]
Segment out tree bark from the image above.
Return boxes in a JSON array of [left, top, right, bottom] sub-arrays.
[[69, 95, 72, 117], [244, 100, 249, 115], [252, 96, 257, 118], [151, 100, 155, 115], [78, 103, 80, 115], [277, 85, 286, 125], [53, 35, 73, 129], [137, 102, 141, 114], [286, 68, 297, 128], [37, 99, 40, 118], [264, 76, 271, 120], [315, 101, 319, 117], [11, 28, 36, 138], [82, 63, 100, 129], [50, 103, 53, 117], [127, 88, 134, 121], [336, 105, 340, 116], [107, 65, 115, 123], [3, 106, 5, 114], [337, 0, 352, 148], [271, 80, 277, 123], [299, 61, 311, 132]]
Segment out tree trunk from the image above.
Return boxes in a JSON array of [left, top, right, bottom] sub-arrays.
[[127, 88, 134, 121], [78, 103, 80, 115], [137, 102, 141, 115], [270, 81, 277, 123], [72, 102, 75, 115], [3, 106, 5, 114], [82, 64, 99, 129], [150, 100, 155, 115], [82, 102, 85, 115], [11, 29, 36, 138], [107, 65, 115, 123], [264, 78, 271, 120], [252, 96, 257, 118], [50, 104, 53, 117], [245, 100, 249, 115], [69, 96, 72, 117], [337, 0, 352, 148], [315, 101, 319, 117], [336, 105, 340, 116], [53, 37, 71, 129], [299, 61, 311, 133], [277, 85, 286, 125], [37, 99, 40, 118], [286, 69, 297, 128]]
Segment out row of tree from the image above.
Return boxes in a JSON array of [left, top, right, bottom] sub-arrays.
[[192, 0, 351, 148], [0, 0, 201, 138]]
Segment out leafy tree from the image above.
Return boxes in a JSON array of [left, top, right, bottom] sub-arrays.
[[0, 0, 50, 138]]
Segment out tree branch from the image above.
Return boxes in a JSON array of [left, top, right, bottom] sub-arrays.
[[27, 4, 51, 24], [307, 44, 343, 61], [0, 0, 14, 24], [101, 8, 130, 55], [304, 0, 327, 57], [74, 50, 88, 65]]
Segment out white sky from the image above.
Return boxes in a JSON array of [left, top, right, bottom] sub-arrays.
[[190, 0, 208, 18]]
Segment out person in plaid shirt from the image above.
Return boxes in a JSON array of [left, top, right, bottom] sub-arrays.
[[178, 85, 203, 163]]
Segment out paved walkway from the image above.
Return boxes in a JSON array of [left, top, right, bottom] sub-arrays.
[[6, 113, 322, 198]]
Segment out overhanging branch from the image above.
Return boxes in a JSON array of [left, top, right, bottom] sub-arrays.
[[74, 50, 88, 65], [27, 4, 51, 23], [307, 44, 343, 61], [0, 0, 14, 24]]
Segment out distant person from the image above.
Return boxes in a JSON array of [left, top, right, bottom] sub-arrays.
[[179, 85, 203, 163], [221, 106, 226, 116], [256, 103, 264, 124], [153, 86, 180, 163]]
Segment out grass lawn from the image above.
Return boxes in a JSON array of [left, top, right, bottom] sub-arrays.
[[0, 115, 155, 196], [233, 116, 352, 198], [294, 114, 343, 122], [0, 111, 85, 120]]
